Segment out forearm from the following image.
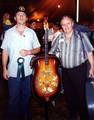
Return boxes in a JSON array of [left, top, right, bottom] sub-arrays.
[[20, 47, 41, 56], [27, 47, 40, 55], [87, 52, 94, 68], [2, 49, 9, 70]]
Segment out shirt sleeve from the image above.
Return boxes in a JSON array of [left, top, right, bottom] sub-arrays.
[[81, 32, 94, 53], [32, 31, 41, 49], [49, 35, 60, 57]]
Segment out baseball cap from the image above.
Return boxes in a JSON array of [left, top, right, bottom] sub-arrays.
[[15, 6, 27, 15]]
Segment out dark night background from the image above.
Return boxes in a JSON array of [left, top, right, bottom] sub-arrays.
[[0, 0, 94, 22]]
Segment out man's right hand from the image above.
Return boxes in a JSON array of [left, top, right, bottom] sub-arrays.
[[3, 69, 9, 80]]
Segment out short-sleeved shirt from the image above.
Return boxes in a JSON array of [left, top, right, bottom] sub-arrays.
[[49, 30, 94, 68], [1, 25, 41, 77]]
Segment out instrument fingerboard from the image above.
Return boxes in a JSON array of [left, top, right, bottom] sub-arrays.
[[44, 29, 49, 65]]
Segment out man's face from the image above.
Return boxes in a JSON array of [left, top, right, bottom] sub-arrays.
[[61, 17, 73, 34], [31, 22, 37, 29], [53, 25, 59, 31], [15, 11, 27, 25]]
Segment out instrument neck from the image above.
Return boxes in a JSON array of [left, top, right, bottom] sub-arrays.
[[44, 29, 49, 65]]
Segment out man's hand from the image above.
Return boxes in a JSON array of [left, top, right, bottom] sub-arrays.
[[20, 49, 30, 56], [3, 68, 9, 80], [20, 48, 40, 56], [89, 67, 94, 78]]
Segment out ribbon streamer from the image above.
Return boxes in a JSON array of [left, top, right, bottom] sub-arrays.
[[17, 57, 25, 79]]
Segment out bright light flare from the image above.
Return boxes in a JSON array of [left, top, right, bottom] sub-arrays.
[[57, 4, 61, 8]]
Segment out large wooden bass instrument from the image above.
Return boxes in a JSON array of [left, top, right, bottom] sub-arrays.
[[31, 29, 61, 102]]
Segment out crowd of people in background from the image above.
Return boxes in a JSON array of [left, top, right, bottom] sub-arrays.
[[0, 11, 94, 54]]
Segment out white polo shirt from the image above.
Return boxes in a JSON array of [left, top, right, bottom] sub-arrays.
[[1, 25, 41, 77]]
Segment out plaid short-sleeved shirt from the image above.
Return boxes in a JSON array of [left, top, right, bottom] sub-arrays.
[[49, 30, 94, 68]]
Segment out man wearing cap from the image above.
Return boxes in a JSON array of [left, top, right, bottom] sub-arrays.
[[1, 6, 40, 120]]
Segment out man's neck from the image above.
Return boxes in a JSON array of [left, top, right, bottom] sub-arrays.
[[16, 24, 26, 31], [16, 24, 26, 35], [65, 30, 73, 40]]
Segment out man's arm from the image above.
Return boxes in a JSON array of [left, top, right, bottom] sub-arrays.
[[20, 47, 40, 56], [2, 49, 9, 80], [87, 52, 94, 78]]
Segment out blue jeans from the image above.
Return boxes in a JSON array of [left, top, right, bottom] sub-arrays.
[[8, 75, 32, 120]]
